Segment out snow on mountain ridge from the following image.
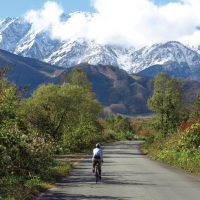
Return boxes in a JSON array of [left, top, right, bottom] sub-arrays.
[[0, 17, 31, 52], [0, 17, 17, 32], [15, 30, 61, 60], [1, 16, 200, 78], [44, 39, 119, 68], [129, 41, 200, 73]]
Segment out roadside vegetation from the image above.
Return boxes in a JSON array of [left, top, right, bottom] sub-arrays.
[[0, 67, 135, 200], [143, 73, 200, 176], [2, 66, 199, 198], [104, 115, 135, 140]]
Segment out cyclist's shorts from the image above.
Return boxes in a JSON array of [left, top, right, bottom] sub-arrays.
[[94, 155, 101, 159], [93, 158, 102, 168]]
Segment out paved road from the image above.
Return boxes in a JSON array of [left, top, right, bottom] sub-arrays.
[[39, 141, 200, 200]]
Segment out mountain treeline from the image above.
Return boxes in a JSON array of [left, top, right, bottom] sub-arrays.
[[143, 73, 200, 175]]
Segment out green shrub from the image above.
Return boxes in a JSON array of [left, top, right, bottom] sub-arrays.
[[144, 126, 200, 175], [105, 115, 135, 141], [24, 176, 50, 192], [180, 123, 200, 149], [41, 161, 72, 181], [0, 176, 29, 200], [0, 120, 55, 177]]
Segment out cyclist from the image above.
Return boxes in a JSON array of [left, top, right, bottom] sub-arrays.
[[92, 143, 103, 179]]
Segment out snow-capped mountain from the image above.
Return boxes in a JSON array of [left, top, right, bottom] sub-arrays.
[[15, 30, 61, 60], [0, 17, 64, 60], [0, 17, 30, 52], [44, 39, 119, 67], [134, 41, 200, 80], [43, 40, 200, 80], [0, 17, 137, 70], [1, 16, 200, 80], [130, 41, 200, 72]]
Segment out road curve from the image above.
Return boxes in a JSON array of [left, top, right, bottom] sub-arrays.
[[39, 141, 200, 200]]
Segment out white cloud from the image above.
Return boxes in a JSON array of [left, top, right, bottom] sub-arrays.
[[24, 0, 200, 47], [25, 1, 63, 33]]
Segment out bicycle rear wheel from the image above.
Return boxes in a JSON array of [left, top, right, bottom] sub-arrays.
[[95, 165, 99, 183]]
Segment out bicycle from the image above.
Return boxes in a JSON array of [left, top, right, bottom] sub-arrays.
[[95, 162, 101, 183]]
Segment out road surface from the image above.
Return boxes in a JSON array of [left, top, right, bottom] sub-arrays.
[[39, 141, 200, 200]]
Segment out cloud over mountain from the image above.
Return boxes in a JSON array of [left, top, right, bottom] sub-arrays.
[[23, 0, 200, 47]]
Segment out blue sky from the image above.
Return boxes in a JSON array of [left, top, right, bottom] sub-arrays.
[[0, 0, 94, 19], [155, 0, 178, 5], [1, 0, 199, 47], [0, 0, 178, 19]]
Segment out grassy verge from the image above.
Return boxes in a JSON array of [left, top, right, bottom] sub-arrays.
[[0, 156, 83, 200], [142, 132, 200, 176]]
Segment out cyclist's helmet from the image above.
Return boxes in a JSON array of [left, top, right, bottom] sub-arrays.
[[96, 143, 101, 148]]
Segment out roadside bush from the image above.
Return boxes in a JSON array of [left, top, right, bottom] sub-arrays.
[[114, 131, 135, 141], [24, 176, 50, 193], [0, 120, 55, 177], [180, 123, 200, 149], [19, 82, 102, 153], [144, 125, 200, 175], [143, 76, 200, 176], [105, 115, 135, 140], [179, 117, 199, 132], [0, 176, 30, 200], [101, 129, 116, 142], [131, 117, 154, 138], [0, 68, 105, 199]]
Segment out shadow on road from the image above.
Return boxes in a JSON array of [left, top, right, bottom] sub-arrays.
[[41, 193, 130, 200], [102, 177, 156, 186], [103, 151, 146, 156], [54, 170, 156, 188]]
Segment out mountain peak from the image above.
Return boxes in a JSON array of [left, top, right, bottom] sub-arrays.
[[129, 40, 200, 74], [1, 16, 200, 80]]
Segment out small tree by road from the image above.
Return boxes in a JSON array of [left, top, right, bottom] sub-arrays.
[[148, 73, 183, 136]]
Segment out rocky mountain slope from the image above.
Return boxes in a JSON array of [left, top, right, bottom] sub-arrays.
[[0, 48, 153, 114], [0, 49, 63, 94], [1, 49, 200, 114], [74, 64, 153, 114]]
